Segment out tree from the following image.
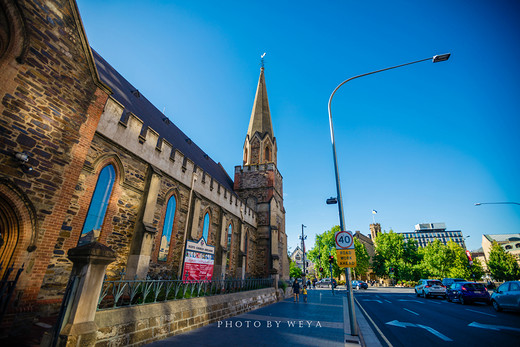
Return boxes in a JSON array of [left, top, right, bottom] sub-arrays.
[[373, 230, 421, 281], [420, 240, 455, 279], [289, 259, 302, 279], [446, 241, 484, 280], [487, 241, 520, 281], [306, 226, 342, 279], [352, 238, 370, 279]]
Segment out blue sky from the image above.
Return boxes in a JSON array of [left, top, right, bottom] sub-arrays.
[[77, 0, 520, 253]]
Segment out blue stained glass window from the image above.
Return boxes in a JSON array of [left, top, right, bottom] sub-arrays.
[[79, 164, 115, 246], [158, 196, 176, 261], [202, 213, 210, 242], [226, 224, 232, 271]]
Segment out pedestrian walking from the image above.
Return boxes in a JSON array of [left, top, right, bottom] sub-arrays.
[[292, 279, 300, 302], [302, 285, 308, 303]]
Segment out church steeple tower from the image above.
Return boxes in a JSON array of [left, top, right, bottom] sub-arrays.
[[234, 64, 288, 280], [243, 67, 277, 166]]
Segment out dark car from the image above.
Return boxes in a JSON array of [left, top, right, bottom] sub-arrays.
[[446, 282, 491, 305], [317, 278, 337, 288], [442, 278, 466, 288], [352, 280, 368, 289], [490, 281, 520, 312]]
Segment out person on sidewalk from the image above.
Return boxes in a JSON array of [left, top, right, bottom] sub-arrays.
[[302, 285, 308, 303], [292, 280, 300, 302]]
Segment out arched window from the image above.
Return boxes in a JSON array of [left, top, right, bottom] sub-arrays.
[[264, 146, 271, 162], [79, 164, 115, 246], [202, 212, 210, 242], [226, 224, 232, 271], [158, 195, 176, 261], [515, 243, 520, 248], [505, 245, 512, 250]]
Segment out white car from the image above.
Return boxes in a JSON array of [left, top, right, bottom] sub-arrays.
[[415, 279, 446, 299]]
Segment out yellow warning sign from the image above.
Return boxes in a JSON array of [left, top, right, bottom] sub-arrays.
[[336, 249, 357, 268]]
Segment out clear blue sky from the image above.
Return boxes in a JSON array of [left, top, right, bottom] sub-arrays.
[[77, 0, 520, 253]]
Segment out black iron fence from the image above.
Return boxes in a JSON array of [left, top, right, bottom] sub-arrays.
[[0, 263, 24, 324], [97, 277, 274, 310]]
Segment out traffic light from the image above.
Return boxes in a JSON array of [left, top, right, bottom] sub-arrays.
[[328, 255, 334, 264], [319, 267, 324, 273]]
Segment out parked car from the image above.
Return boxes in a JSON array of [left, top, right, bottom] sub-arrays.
[[442, 278, 466, 288], [415, 279, 446, 298], [446, 282, 491, 305], [317, 278, 337, 288], [352, 280, 368, 289], [490, 281, 520, 312]]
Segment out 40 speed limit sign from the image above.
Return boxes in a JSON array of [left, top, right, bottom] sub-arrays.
[[335, 230, 354, 249], [335, 231, 356, 268]]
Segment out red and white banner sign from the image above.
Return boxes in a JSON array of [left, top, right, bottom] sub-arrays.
[[182, 238, 215, 281]]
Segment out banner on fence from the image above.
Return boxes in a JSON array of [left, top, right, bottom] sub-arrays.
[[182, 238, 215, 281]]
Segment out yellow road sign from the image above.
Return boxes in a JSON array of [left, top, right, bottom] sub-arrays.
[[336, 249, 356, 268]]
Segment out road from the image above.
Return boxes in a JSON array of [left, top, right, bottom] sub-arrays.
[[349, 287, 520, 346]]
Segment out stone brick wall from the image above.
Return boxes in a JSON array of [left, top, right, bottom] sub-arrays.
[[0, 0, 110, 311], [93, 288, 287, 346]]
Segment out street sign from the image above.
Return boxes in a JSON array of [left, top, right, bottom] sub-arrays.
[[336, 249, 356, 268], [335, 230, 354, 249]]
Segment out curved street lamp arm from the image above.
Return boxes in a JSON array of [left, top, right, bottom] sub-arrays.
[[475, 202, 520, 206]]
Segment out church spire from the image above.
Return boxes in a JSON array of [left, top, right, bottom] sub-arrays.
[[246, 66, 274, 140], [243, 62, 277, 166]]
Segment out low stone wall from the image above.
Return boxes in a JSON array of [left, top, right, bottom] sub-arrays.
[[94, 288, 287, 346]]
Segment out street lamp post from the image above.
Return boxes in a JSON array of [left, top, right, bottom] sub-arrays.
[[300, 224, 307, 282], [327, 53, 450, 337]]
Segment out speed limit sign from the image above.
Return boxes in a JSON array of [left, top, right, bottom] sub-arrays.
[[335, 230, 354, 249]]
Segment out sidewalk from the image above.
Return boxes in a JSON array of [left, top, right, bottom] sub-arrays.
[[146, 287, 378, 347]]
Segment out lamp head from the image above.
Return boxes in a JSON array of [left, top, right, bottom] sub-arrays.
[[433, 53, 451, 63]]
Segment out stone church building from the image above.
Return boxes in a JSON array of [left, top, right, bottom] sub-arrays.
[[0, 0, 288, 326]]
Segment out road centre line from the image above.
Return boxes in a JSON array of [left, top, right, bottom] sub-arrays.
[[403, 308, 419, 316], [354, 297, 394, 347], [465, 309, 496, 317]]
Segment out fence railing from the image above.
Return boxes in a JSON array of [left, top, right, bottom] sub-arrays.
[[0, 262, 24, 324], [97, 277, 274, 310]]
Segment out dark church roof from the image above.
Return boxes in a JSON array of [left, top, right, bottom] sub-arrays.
[[92, 49, 235, 192]]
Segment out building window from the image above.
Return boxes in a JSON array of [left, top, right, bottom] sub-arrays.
[[79, 164, 115, 246], [265, 146, 271, 162], [158, 195, 176, 261], [515, 243, 520, 248], [226, 224, 232, 271], [202, 212, 210, 242], [505, 245, 512, 250]]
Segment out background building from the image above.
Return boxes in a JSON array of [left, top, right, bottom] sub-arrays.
[[482, 233, 520, 264], [400, 223, 466, 249], [289, 246, 315, 277]]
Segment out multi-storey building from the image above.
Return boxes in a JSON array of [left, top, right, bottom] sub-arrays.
[[482, 233, 520, 264], [400, 223, 466, 249]]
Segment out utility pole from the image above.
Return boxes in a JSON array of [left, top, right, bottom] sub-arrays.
[[300, 224, 307, 283]]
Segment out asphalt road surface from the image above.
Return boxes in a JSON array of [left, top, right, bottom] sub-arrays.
[[351, 287, 520, 346]]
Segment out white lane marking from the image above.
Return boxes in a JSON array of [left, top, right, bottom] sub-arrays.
[[398, 299, 424, 304], [385, 300, 392, 304], [416, 324, 453, 341], [403, 308, 419, 316], [386, 320, 452, 341], [465, 309, 496, 317], [468, 321, 520, 332], [362, 299, 382, 303]]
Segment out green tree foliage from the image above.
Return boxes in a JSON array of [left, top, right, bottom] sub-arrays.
[[289, 259, 302, 279], [373, 230, 421, 281], [353, 238, 370, 279], [487, 241, 520, 281], [446, 241, 484, 280], [420, 240, 455, 279], [306, 226, 342, 279]]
